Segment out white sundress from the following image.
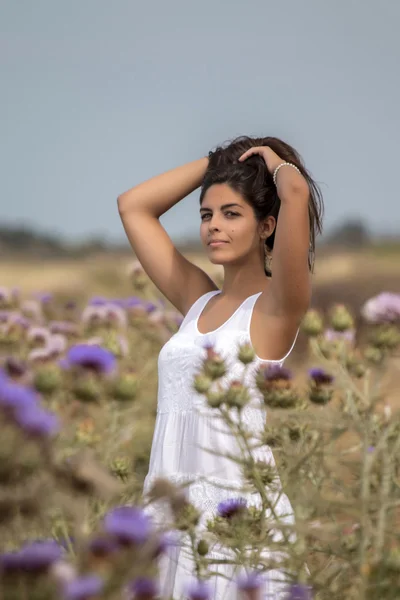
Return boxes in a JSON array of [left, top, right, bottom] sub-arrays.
[[143, 291, 299, 600]]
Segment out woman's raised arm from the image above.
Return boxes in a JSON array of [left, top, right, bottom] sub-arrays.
[[117, 158, 217, 315]]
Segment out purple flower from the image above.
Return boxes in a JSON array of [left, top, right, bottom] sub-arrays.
[[4, 356, 27, 378], [29, 347, 55, 363], [14, 404, 59, 437], [129, 577, 159, 599], [0, 551, 25, 572], [187, 580, 210, 600], [49, 321, 79, 336], [27, 326, 51, 345], [124, 297, 144, 308], [0, 367, 8, 383], [64, 574, 104, 600], [0, 287, 13, 303], [237, 572, 263, 591], [108, 298, 126, 308], [308, 368, 334, 385], [144, 301, 157, 314], [217, 498, 247, 519], [0, 310, 10, 322], [8, 312, 30, 329], [65, 301, 77, 310], [105, 305, 128, 328], [0, 287, 18, 307], [104, 506, 151, 545], [0, 382, 37, 412], [284, 583, 313, 600], [21, 299, 43, 322], [361, 292, 400, 324], [63, 344, 116, 374], [19, 540, 63, 571], [324, 328, 355, 344], [0, 541, 63, 573], [35, 292, 53, 304], [262, 365, 293, 381], [88, 296, 108, 306]]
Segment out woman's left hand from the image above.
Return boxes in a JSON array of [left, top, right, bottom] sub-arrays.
[[238, 146, 283, 175]]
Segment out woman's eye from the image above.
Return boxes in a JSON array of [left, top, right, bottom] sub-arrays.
[[201, 214, 211, 221], [225, 211, 239, 218]]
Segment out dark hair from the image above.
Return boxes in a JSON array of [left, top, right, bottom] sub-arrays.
[[200, 136, 324, 277]]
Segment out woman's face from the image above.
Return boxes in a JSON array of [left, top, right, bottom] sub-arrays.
[[199, 183, 274, 266]]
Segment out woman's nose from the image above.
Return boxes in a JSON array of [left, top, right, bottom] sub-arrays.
[[208, 215, 221, 231]]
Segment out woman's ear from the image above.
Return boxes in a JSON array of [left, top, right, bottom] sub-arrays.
[[259, 216, 276, 239]]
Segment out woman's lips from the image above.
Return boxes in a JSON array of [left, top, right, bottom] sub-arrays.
[[208, 241, 228, 247]]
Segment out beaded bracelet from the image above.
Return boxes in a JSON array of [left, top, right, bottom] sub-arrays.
[[273, 162, 301, 186]]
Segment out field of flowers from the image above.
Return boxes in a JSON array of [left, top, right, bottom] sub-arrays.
[[0, 251, 399, 600]]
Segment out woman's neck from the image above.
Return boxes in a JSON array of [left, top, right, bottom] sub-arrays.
[[220, 262, 269, 300]]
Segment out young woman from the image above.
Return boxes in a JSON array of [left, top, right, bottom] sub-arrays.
[[118, 136, 323, 599]]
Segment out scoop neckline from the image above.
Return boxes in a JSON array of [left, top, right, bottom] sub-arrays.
[[194, 291, 262, 336]]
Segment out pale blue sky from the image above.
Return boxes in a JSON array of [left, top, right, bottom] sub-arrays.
[[1, 0, 399, 243]]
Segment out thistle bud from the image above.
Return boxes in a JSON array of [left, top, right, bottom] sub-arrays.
[[319, 328, 355, 360], [287, 422, 305, 443], [255, 365, 298, 409], [345, 353, 366, 379], [73, 375, 102, 403], [329, 303, 354, 332], [244, 460, 278, 488], [206, 389, 226, 409], [112, 373, 138, 402], [197, 539, 209, 556], [308, 368, 334, 405], [309, 387, 333, 405], [262, 426, 284, 448], [341, 524, 360, 553], [193, 374, 212, 394], [110, 456, 130, 481], [363, 345, 384, 365], [300, 309, 324, 337], [33, 365, 63, 394], [225, 380, 250, 409], [75, 419, 101, 445], [173, 500, 201, 531], [203, 346, 227, 380], [237, 343, 255, 365], [368, 324, 400, 351]]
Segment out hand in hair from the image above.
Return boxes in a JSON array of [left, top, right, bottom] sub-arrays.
[[238, 145, 285, 175]]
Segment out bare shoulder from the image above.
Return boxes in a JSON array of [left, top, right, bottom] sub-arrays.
[[250, 292, 305, 361]]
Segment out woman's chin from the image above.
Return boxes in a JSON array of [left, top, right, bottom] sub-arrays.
[[207, 254, 231, 266]]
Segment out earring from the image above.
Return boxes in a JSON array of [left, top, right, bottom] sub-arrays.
[[264, 241, 272, 273]]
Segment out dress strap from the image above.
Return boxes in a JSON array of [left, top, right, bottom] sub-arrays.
[[179, 290, 220, 330], [226, 292, 263, 332]]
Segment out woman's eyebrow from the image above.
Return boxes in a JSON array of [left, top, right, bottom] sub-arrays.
[[200, 203, 242, 213]]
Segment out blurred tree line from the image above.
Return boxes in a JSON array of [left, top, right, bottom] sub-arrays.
[[0, 219, 398, 258], [0, 225, 128, 258]]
